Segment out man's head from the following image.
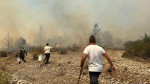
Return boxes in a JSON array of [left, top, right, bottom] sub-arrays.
[[89, 35, 96, 44], [46, 43, 49, 46]]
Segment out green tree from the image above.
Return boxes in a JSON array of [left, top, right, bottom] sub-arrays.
[[143, 33, 150, 42]]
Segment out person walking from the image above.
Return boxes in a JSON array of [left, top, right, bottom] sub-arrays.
[[19, 47, 27, 64], [80, 35, 116, 84], [44, 43, 59, 65]]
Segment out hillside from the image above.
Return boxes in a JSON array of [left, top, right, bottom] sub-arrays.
[[0, 49, 150, 84]]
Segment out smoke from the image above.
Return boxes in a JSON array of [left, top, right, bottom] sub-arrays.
[[0, 0, 150, 48]]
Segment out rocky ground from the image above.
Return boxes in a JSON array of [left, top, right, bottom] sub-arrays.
[[0, 49, 150, 84]]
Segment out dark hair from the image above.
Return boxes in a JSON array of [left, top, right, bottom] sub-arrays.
[[21, 47, 24, 49], [46, 43, 49, 46], [89, 35, 96, 43]]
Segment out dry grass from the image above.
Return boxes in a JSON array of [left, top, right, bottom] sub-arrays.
[[1, 49, 150, 83], [32, 51, 40, 60], [60, 50, 67, 54], [0, 70, 11, 84], [29, 46, 43, 60], [67, 44, 80, 52]]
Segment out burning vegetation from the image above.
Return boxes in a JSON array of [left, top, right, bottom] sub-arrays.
[[0, 0, 150, 83]]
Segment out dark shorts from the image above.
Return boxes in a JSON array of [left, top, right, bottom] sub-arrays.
[[89, 72, 101, 84]]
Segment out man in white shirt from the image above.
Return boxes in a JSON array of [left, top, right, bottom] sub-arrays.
[[44, 43, 59, 64], [80, 35, 116, 84]]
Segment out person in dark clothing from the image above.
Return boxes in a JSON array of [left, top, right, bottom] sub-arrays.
[[19, 47, 27, 64]]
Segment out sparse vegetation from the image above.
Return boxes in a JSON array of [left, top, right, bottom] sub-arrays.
[[123, 33, 150, 59], [0, 70, 11, 84], [67, 44, 80, 52], [32, 51, 40, 60], [60, 50, 67, 54], [30, 46, 43, 60], [0, 49, 150, 83], [0, 51, 8, 57], [32, 46, 43, 53]]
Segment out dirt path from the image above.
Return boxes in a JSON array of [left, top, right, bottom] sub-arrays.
[[2, 50, 150, 84]]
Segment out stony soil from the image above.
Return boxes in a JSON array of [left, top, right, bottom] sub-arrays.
[[1, 49, 150, 84]]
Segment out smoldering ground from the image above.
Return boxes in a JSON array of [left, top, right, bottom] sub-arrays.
[[0, 0, 150, 48]]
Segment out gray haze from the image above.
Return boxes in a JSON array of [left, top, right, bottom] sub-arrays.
[[0, 0, 150, 47]]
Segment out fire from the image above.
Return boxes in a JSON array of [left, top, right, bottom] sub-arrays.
[[56, 43, 60, 48]]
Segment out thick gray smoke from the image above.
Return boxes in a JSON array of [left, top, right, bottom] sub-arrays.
[[0, 0, 150, 48]]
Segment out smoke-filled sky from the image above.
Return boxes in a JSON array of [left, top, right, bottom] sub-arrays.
[[0, 0, 150, 45]]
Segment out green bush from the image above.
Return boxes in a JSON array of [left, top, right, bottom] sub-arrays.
[[0, 70, 11, 84], [0, 51, 8, 57], [123, 33, 150, 58]]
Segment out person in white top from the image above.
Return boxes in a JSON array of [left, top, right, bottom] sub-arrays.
[[44, 43, 59, 64], [80, 35, 116, 84]]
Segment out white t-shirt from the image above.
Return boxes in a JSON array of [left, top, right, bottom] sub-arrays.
[[83, 45, 106, 72], [44, 46, 53, 53]]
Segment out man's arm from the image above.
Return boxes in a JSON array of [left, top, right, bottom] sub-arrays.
[[51, 43, 59, 49], [103, 53, 116, 71], [43, 50, 46, 54], [80, 54, 87, 72], [82, 45, 87, 52]]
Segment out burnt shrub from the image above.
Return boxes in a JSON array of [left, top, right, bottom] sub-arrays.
[[32, 46, 43, 53], [60, 49, 67, 54], [29, 46, 43, 60], [32, 51, 40, 60], [67, 44, 80, 52], [0, 51, 7, 57]]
